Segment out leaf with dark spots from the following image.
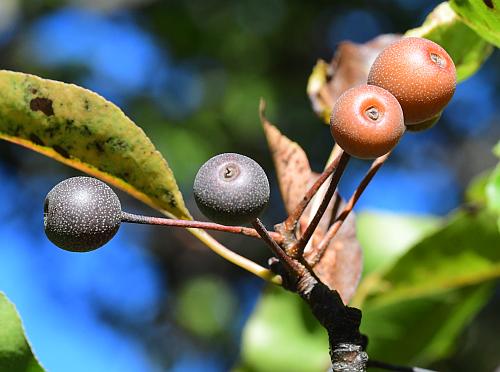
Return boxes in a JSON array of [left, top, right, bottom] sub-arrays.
[[260, 100, 312, 215], [53, 145, 70, 159], [307, 34, 401, 124], [0, 70, 191, 219], [30, 97, 54, 116], [29, 134, 44, 146]]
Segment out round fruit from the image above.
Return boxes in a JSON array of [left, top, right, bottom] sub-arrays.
[[193, 153, 270, 225], [44, 177, 122, 252], [330, 84, 405, 159], [405, 113, 441, 133], [367, 37, 456, 125]]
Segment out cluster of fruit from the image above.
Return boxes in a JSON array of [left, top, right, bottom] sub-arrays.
[[43, 37, 456, 252], [331, 37, 456, 159]]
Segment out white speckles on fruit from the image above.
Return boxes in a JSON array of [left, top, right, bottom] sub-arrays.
[[330, 84, 405, 159], [44, 177, 122, 252], [193, 153, 270, 225], [367, 37, 456, 125]]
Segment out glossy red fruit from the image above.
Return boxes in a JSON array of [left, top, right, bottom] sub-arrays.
[[330, 84, 405, 159], [368, 37, 456, 125]]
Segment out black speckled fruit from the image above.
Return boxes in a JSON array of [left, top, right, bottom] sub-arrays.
[[44, 177, 122, 252], [193, 153, 270, 225]]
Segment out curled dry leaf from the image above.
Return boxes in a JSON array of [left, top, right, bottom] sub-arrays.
[[307, 34, 401, 124], [260, 100, 362, 303], [260, 99, 312, 215], [303, 193, 362, 304]]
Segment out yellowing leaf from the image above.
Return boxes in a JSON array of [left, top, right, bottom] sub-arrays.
[[0, 70, 190, 219]]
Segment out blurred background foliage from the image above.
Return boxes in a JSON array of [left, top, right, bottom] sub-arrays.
[[0, 0, 498, 371]]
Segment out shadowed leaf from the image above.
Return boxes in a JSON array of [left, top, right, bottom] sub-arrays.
[[407, 2, 493, 81], [353, 209, 499, 366], [361, 210, 500, 308], [0, 292, 45, 372], [361, 283, 494, 366], [0, 70, 191, 219], [307, 34, 401, 124]]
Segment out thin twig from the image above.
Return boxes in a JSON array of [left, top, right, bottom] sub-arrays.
[[287, 151, 350, 258], [311, 153, 389, 266], [252, 218, 305, 278], [283, 150, 345, 232], [121, 211, 283, 244], [367, 359, 437, 372]]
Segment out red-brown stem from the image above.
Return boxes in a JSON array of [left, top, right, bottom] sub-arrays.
[[283, 149, 345, 232], [252, 218, 305, 278], [312, 153, 389, 266], [287, 151, 351, 258], [121, 212, 284, 244]]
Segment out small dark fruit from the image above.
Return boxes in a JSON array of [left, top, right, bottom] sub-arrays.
[[330, 84, 405, 159], [193, 153, 270, 225], [44, 177, 122, 252], [367, 37, 456, 125]]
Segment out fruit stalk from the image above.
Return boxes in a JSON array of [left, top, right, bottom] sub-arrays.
[[287, 150, 350, 258], [283, 149, 345, 232], [312, 152, 389, 265], [121, 211, 284, 243]]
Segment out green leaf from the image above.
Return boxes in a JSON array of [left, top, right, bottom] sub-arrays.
[[493, 141, 500, 158], [356, 210, 500, 365], [236, 286, 329, 372], [362, 210, 500, 308], [0, 293, 45, 372], [357, 212, 441, 275], [465, 169, 492, 206], [361, 283, 494, 366], [450, 0, 500, 47], [486, 164, 500, 230], [175, 276, 237, 339], [406, 2, 493, 82], [0, 70, 191, 219]]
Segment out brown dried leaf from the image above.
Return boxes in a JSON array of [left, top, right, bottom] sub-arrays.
[[302, 192, 362, 304], [259, 100, 362, 303], [260, 99, 312, 214], [307, 34, 401, 124]]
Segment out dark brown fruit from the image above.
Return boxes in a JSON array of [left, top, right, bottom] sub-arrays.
[[330, 84, 405, 159], [368, 37, 456, 125], [44, 177, 122, 252], [193, 153, 270, 225]]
